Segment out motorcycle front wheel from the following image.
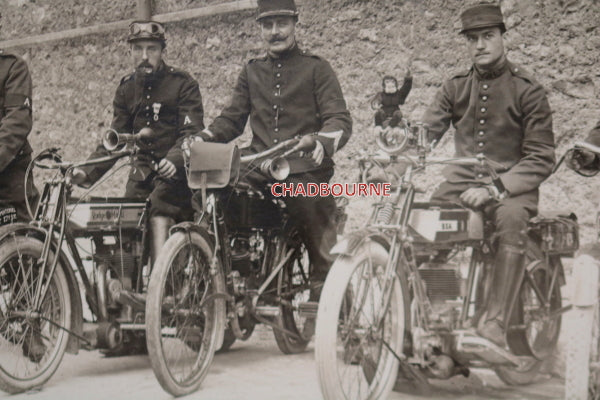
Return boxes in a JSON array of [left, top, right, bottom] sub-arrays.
[[0, 236, 71, 394], [315, 239, 408, 400], [146, 230, 226, 397]]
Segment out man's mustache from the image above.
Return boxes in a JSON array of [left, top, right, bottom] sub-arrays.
[[269, 36, 286, 43], [137, 60, 153, 70]]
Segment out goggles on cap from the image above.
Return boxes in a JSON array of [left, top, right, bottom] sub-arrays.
[[128, 21, 165, 42]]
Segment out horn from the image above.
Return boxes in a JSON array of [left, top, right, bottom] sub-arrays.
[[260, 157, 290, 181], [102, 129, 131, 151]]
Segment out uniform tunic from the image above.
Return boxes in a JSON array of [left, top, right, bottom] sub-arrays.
[[201, 45, 352, 174], [0, 50, 37, 223], [201, 44, 352, 277], [424, 59, 555, 244], [82, 61, 204, 219]]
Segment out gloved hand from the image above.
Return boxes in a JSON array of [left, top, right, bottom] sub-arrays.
[[182, 134, 205, 159], [70, 168, 88, 186], [156, 158, 176, 179], [566, 148, 596, 171]]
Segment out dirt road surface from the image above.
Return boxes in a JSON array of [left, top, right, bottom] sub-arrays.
[[0, 324, 565, 400]]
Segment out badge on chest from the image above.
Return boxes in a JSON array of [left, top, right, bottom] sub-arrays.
[[152, 102, 162, 121]]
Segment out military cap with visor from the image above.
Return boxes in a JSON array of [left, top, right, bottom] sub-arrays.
[[256, 0, 299, 21], [459, 3, 506, 34], [127, 20, 167, 44]]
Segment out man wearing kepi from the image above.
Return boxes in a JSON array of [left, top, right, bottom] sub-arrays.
[[189, 0, 352, 304], [73, 21, 204, 264], [0, 12, 38, 225], [423, 2, 555, 347]]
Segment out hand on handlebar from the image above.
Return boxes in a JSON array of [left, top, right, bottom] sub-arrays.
[[70, 167, 88, 186], [566, 148, 596, 171], [310, 140, 325, 165], [182, 134, 205, 160]]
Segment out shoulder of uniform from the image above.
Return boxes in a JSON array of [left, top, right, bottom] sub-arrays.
[[119, 72, 135, 86], [165, 65, 194, 80], [449, 66, 472, 80], [248, 54, 268, 64], [0, 50, 26, 66], [298, 48, 321, 59], [0, 49, 16, 58], [507, 62, 536, 85]]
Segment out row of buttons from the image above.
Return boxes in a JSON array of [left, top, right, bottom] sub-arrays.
[[273, 62, 283, 137], [477, 82, 490, 151]]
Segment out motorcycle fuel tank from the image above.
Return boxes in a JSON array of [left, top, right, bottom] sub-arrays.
[[67, 199, 146, 233], [408, 207, 484, 243]]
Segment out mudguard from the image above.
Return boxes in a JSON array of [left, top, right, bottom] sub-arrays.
[[0, 223, 83, 354], [330, 229, 392, 257]]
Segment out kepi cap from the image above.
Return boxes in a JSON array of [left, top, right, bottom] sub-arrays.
[[256, 0, 299, 21], [460, 3, 506, 34]]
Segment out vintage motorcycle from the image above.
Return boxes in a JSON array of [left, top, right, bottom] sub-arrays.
[[145, 135, 346, 396], [562, 141, 600, 400], [0, 130, 163, 394], [315, 123, 577, 400]]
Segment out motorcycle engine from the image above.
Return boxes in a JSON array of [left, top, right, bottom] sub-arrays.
[[95, 234, 141, 290], [230, 231, 265, 277], [418, 255, 467, 330]]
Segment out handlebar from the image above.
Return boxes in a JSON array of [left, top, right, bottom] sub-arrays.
[[572, 141, 600, 156], [33, 147, 134, 172], [554, 141, 600, 176]]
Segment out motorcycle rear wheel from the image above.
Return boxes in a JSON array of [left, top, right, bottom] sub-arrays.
[[146, 230, 225, 397], [495, 241, 562, 385], [0, 236, 71, 394], [273, 236, 311, 354], [315, 240, 408, 400]]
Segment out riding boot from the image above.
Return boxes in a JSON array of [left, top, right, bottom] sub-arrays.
[[118, 215, 174, 309], [476, 243, 526, 347], [150, 215, 175, 267]]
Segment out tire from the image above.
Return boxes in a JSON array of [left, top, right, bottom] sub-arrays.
[[273, 238, 311, 354], [565, 254, 599, 400], [0, 236, 71, 394], [146, 231, 225, 397], [315, 240, 409, 400], [495, 241, 562, 386]]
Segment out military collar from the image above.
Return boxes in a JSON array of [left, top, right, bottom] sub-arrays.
[[267, 43, 301, 61], [474, 57, 509, 80]]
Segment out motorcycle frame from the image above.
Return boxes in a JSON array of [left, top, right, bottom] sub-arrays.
[[188, 182, 306, 342]]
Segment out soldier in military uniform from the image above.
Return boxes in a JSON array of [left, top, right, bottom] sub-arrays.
[[0, 13, 38, 225], [187, 0, 352, 304], [423, 3, 555, 347], [73, 20, 204, 264]]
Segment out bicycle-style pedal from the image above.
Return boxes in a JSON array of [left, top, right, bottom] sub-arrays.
[[298, 301, 319, 319]]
